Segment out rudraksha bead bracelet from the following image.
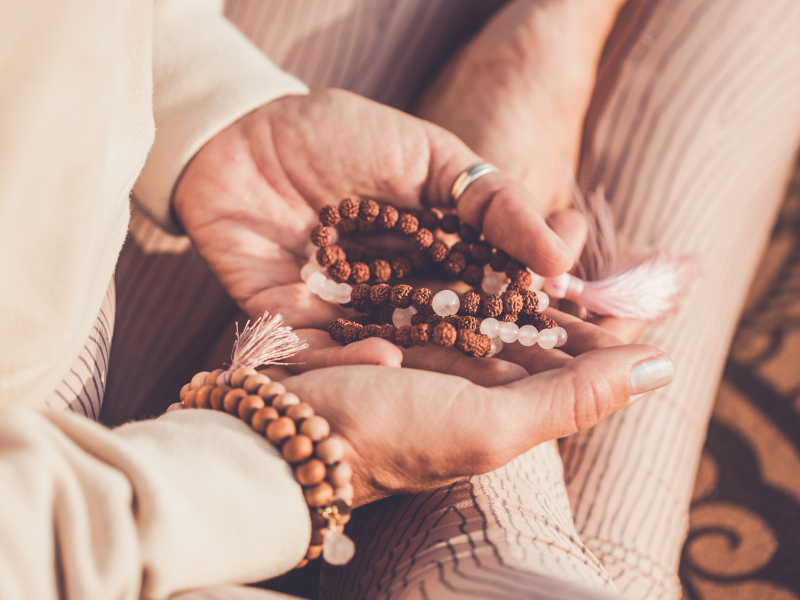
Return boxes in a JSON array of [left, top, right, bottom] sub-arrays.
[[301, 198, 567, 355]]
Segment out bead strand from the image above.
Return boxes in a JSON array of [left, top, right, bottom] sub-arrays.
[[179, 366, 356, 568]]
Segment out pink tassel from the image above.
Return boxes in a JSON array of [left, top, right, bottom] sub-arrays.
[[543, 181, 701, 321], [544, 252, 701, 321], [229, 312, 309, 370]]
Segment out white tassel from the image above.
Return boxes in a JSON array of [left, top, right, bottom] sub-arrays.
[[229, 312, 309, 369], [543, 179, 701, 321]]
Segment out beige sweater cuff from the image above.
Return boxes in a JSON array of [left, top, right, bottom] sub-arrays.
[[133, 1, 308, 232]]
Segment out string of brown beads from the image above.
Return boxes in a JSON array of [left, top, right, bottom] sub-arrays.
[[179, 366, 355, 567], [308, 197, 527, 288]]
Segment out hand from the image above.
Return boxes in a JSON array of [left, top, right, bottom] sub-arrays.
[[277, 325, 674, 506], [416, 0, 625, 215], [174, 89, 574, 334]]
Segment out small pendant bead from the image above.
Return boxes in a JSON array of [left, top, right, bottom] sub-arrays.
[[323, 530, 356, 566]]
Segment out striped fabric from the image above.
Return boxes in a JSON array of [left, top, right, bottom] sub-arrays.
[[58, 0, 800, 598], [43, 281, 115, 420]]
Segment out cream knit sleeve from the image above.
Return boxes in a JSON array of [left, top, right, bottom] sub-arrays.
[[132, 0, 308, 232], [0, 406, 310, 600]]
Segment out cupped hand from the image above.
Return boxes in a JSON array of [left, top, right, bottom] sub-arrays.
[[174, 89, 574, 333], [279, 338, 674, 506]]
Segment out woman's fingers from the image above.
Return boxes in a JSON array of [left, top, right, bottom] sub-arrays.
[[289, 330, 403, 372], [401, 345, 529, 386], [442, 168, 574, 277], [478, 344, 675, 470]]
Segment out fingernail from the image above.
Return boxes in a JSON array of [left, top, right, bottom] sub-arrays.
[[628, 355, 674, 397], [557, 237, 575, 265]]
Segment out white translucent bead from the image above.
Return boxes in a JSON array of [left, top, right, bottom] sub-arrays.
[[487, 337, 504, 358], [499, 322, 520, 343], [305, 241, 319, 259], [538, 328, 558, 349], [518, 325, 539, 347], [306, 272, 326, 295], [392, 306, 417, 328], [319, 278, 337, 301], [334, 283, 353, 304], [554, 326, 568, 347], [323, 530, 356, 565], [481, 271, 505, 295], [479, 317, 501, 339], [300, 261, 323, 282], [535, 290, 550, 311], [432, 290, 460, 317], [543, 273, 571, 299], [528, 270, 545, 291]]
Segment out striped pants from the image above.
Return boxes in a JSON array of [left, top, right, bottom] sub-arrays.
[[61, 0, 800, 598]]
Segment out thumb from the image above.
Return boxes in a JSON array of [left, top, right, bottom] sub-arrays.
[[487, 345, 673, 465]]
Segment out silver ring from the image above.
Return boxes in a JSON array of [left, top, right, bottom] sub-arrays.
[[450, 162, 499, 206]]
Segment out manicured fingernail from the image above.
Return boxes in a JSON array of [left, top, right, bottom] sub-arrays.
[[628, 355, 674, 397]]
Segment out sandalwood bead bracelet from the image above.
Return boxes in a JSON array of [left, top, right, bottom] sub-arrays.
[[179, 366, 356, 567]]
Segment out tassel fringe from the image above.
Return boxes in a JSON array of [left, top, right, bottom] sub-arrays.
[[230, 312, 309, 369]]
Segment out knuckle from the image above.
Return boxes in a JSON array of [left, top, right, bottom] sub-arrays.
[[566, 370, 614, 432]]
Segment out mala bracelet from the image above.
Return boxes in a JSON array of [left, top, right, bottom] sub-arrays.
[[300, 197, 568, 356], [180, 365, 356, 567], [302, 197, 546, 295]]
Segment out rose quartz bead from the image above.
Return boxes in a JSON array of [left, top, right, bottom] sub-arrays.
[[499, 322, 520, 343], [535, 290, 550, 311], [554, 326, 568, 347], [301, 261, 323, 282], [481, 271, 505, 295], [319, 278, 337, 301], [432, 290, 460, 317], [307, 272, 326, 295], [518, 325, 539, 347], [392, 306, 417, 328], [487, 337, 504, 358], [333, 283, 352, 304], [538, 328, 558, 349], [480, 317, 501, 339]]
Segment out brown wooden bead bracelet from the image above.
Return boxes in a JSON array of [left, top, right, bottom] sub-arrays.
[[179, 364, 356, 567]]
